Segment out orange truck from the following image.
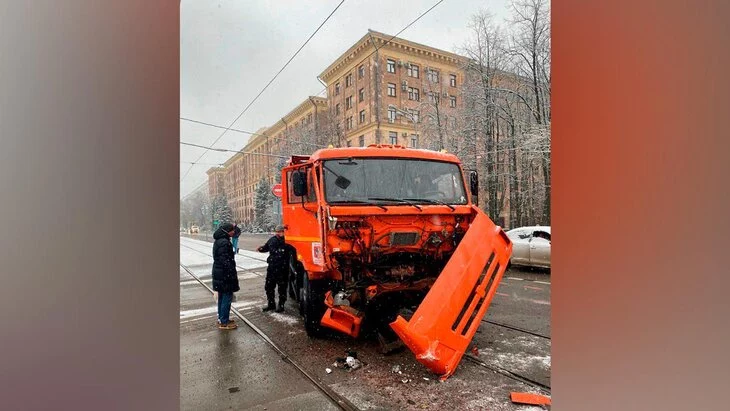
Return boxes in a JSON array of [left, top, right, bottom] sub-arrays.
[[281, 144, 512, 379]]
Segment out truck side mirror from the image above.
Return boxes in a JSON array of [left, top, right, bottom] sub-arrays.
[[292, 170, 308, 197], [469, 171, 478, 197]]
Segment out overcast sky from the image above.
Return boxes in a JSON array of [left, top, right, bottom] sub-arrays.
[[180, 0, 512, 197]]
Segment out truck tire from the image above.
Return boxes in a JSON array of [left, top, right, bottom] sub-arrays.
[[301, 274, 325, 337], [287, 255, 299, 301]]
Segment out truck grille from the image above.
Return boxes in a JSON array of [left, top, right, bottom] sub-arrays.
[[390, 232, 420, 246]]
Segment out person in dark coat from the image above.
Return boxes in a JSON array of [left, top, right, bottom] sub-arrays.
[[212, 222, 240, 329], [257, 225, 295, 313], [231, 222, 242, 254]]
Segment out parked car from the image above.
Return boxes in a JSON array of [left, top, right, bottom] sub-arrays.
[[190, 225, 199, 234], [506, 226, 551, 269]]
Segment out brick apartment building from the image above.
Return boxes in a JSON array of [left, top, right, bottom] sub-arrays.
[[207, 98, 328, 224], [319, 30, 466, 150]]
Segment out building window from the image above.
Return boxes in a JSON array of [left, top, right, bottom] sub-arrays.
[[407, 64, 419, 78], [428, 69, 439, 83], [428, 92, 440, 104], [345, 73, 352, 87], [359, 109, 366, 124], [450, 74, 457, 87], [389, 131, 398, 145], [346, 95, 353, 109], [387, 83, 396, 97], [387, 107, 397, 122], [358, 88, 364, 102], [450, 96, 456, 107], [346, 116, 353, 130], [358, 64, 365, 79], [387, 59, 396, 73], [359, 135, 365, 147], [347, 139, 352, 147], [307, 113, 312, 124], [335, 103, 340, 115], [335, 82, 340, 95], [408, 87, 420, 101]]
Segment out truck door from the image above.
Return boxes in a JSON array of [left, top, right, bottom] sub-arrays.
[[282, 166, 322, 273]]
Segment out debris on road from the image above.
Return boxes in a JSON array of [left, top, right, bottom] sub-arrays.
[[346, 356, 362, 370], [331, 350, 362, 372], [510, 392, 551, 406], [391, 365, 402, 374], [325, 368, 332, 374], [401, 378, 410, 384]]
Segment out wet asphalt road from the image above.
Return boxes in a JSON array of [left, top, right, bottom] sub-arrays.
[[180, 234, 551, 410]]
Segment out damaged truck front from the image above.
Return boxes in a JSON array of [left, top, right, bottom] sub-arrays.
[[281, 145, 512, 379]]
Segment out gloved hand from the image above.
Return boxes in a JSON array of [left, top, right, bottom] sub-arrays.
[[257, 246, 264, 252]]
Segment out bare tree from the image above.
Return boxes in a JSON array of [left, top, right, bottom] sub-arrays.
[[509, 0, 551, 223]]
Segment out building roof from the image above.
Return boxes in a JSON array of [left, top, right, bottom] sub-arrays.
[[319, 30, 466, 83]]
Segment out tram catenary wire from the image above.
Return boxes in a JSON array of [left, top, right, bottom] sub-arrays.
[[180, 263, 361, 411], [180, 0, 347, 183], [180, 0, 448, 186]]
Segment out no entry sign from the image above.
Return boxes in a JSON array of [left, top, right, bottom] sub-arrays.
[[272, 183, 283, 198]]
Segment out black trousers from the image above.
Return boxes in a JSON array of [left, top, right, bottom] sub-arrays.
[[265, 267, 288, 305]]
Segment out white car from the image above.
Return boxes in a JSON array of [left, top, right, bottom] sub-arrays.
[[506, 226, 551, 270]]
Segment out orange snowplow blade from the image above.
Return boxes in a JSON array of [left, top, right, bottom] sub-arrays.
[[390, 208, 512, 379]]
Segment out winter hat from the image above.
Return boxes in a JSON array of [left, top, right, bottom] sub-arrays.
[[219, 222, 234, 232], [275, 225, 285, 232]]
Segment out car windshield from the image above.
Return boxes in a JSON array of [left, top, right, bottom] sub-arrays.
[[323, 158, 467, 205]]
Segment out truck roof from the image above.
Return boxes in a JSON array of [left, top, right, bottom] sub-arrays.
[[302, 145, 462, 164]]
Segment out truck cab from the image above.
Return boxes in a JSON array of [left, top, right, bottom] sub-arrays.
[[281, 144, 511, 379]]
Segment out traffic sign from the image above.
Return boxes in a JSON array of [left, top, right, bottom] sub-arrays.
[[272, 183, 283, 198]]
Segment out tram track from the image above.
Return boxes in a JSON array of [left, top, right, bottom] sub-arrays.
[[180, 263, 361, 411], [481, 319, 551, 340], [179, 240, 267, 278], [463, 353, 551, 393], [180, 236, 551, 399]]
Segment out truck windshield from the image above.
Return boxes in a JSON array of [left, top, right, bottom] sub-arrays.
[[323, 158, 468, 205]]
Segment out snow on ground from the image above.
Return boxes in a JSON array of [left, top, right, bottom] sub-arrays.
[[179, 300, 260, 320], [179, 236, 268, 270], [268, 312, 302, 326], [478, 346, 551, 372]]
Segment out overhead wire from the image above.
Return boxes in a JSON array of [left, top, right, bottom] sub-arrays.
[[180, 117, 327, 150], [310, 0, 446, 98], [180, 0, 347, 183], [181, 0, 447, 197]]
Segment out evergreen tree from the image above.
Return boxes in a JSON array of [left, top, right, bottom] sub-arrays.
[[212, 194, 233, 227], [254, 178, 274, 232]]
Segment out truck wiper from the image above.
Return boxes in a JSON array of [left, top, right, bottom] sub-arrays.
[[329, 199, 387, 211], [367, 197, 422, 211], [404, 198, 456, 211]]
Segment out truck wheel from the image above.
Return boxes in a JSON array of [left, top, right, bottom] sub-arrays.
[[301, 274, 325, 337], [287, 256, 298, 301]]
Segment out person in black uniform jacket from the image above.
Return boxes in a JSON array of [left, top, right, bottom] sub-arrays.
[[257, 225, 295, 313], [212, 222, 240, 329]]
